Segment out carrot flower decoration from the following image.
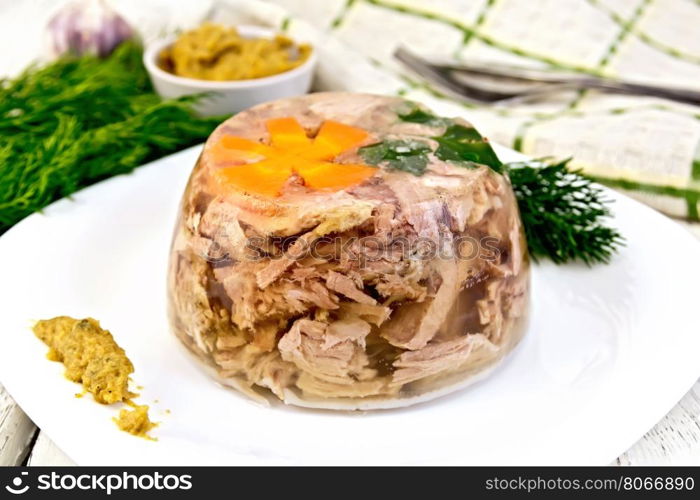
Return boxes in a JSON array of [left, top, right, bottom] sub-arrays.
[[212, 117, 377, 197]]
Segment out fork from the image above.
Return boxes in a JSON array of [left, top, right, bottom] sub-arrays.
[[394, 47, 700, 106]]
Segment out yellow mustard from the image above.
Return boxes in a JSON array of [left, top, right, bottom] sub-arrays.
[[159, 23, 311, 81]]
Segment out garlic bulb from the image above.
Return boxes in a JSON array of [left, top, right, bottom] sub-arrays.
[[47, 0, 134, 58]]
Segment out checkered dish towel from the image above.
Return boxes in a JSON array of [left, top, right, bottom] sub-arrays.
[[8, 0, 699, 219]]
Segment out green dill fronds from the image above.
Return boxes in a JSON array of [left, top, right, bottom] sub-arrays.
[[0, 42, 223, 234], [507, 158, 624, 265]]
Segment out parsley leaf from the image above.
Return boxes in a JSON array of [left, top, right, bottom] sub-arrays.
[[397, 106, 449, 127], [433, 124, 503, 173], [359, 139, 431, 175], [398, 104, 503, 173]]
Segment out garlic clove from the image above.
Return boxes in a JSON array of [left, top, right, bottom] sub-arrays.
[[46, 0, 134, 59]]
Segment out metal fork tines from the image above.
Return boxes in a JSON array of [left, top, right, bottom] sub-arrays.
[[394, 47, 700, 106]]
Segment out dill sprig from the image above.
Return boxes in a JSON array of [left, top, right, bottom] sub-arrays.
[[507, 158, 624, 265], [0, 41, 223, 234]]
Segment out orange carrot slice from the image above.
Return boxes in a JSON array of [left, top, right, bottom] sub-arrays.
[[308, 120, 369, 160], [211, 136, 272, 164], [299, 162, 376, 190], [266, 117, 311, 149], [211, 118, 376, 197], [219, 135, 276, 156], [215, 162, 293, 198]]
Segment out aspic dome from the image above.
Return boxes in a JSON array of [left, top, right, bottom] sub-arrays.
[[168, 92, 529, 409]]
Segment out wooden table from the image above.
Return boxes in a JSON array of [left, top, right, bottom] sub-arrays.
[[3, 221, 700, 466]]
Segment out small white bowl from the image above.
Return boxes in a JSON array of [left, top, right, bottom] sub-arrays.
[[143, 25, 317, 116]]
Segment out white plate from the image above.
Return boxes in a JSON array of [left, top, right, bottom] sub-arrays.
[[1, 145, 699, 466]]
